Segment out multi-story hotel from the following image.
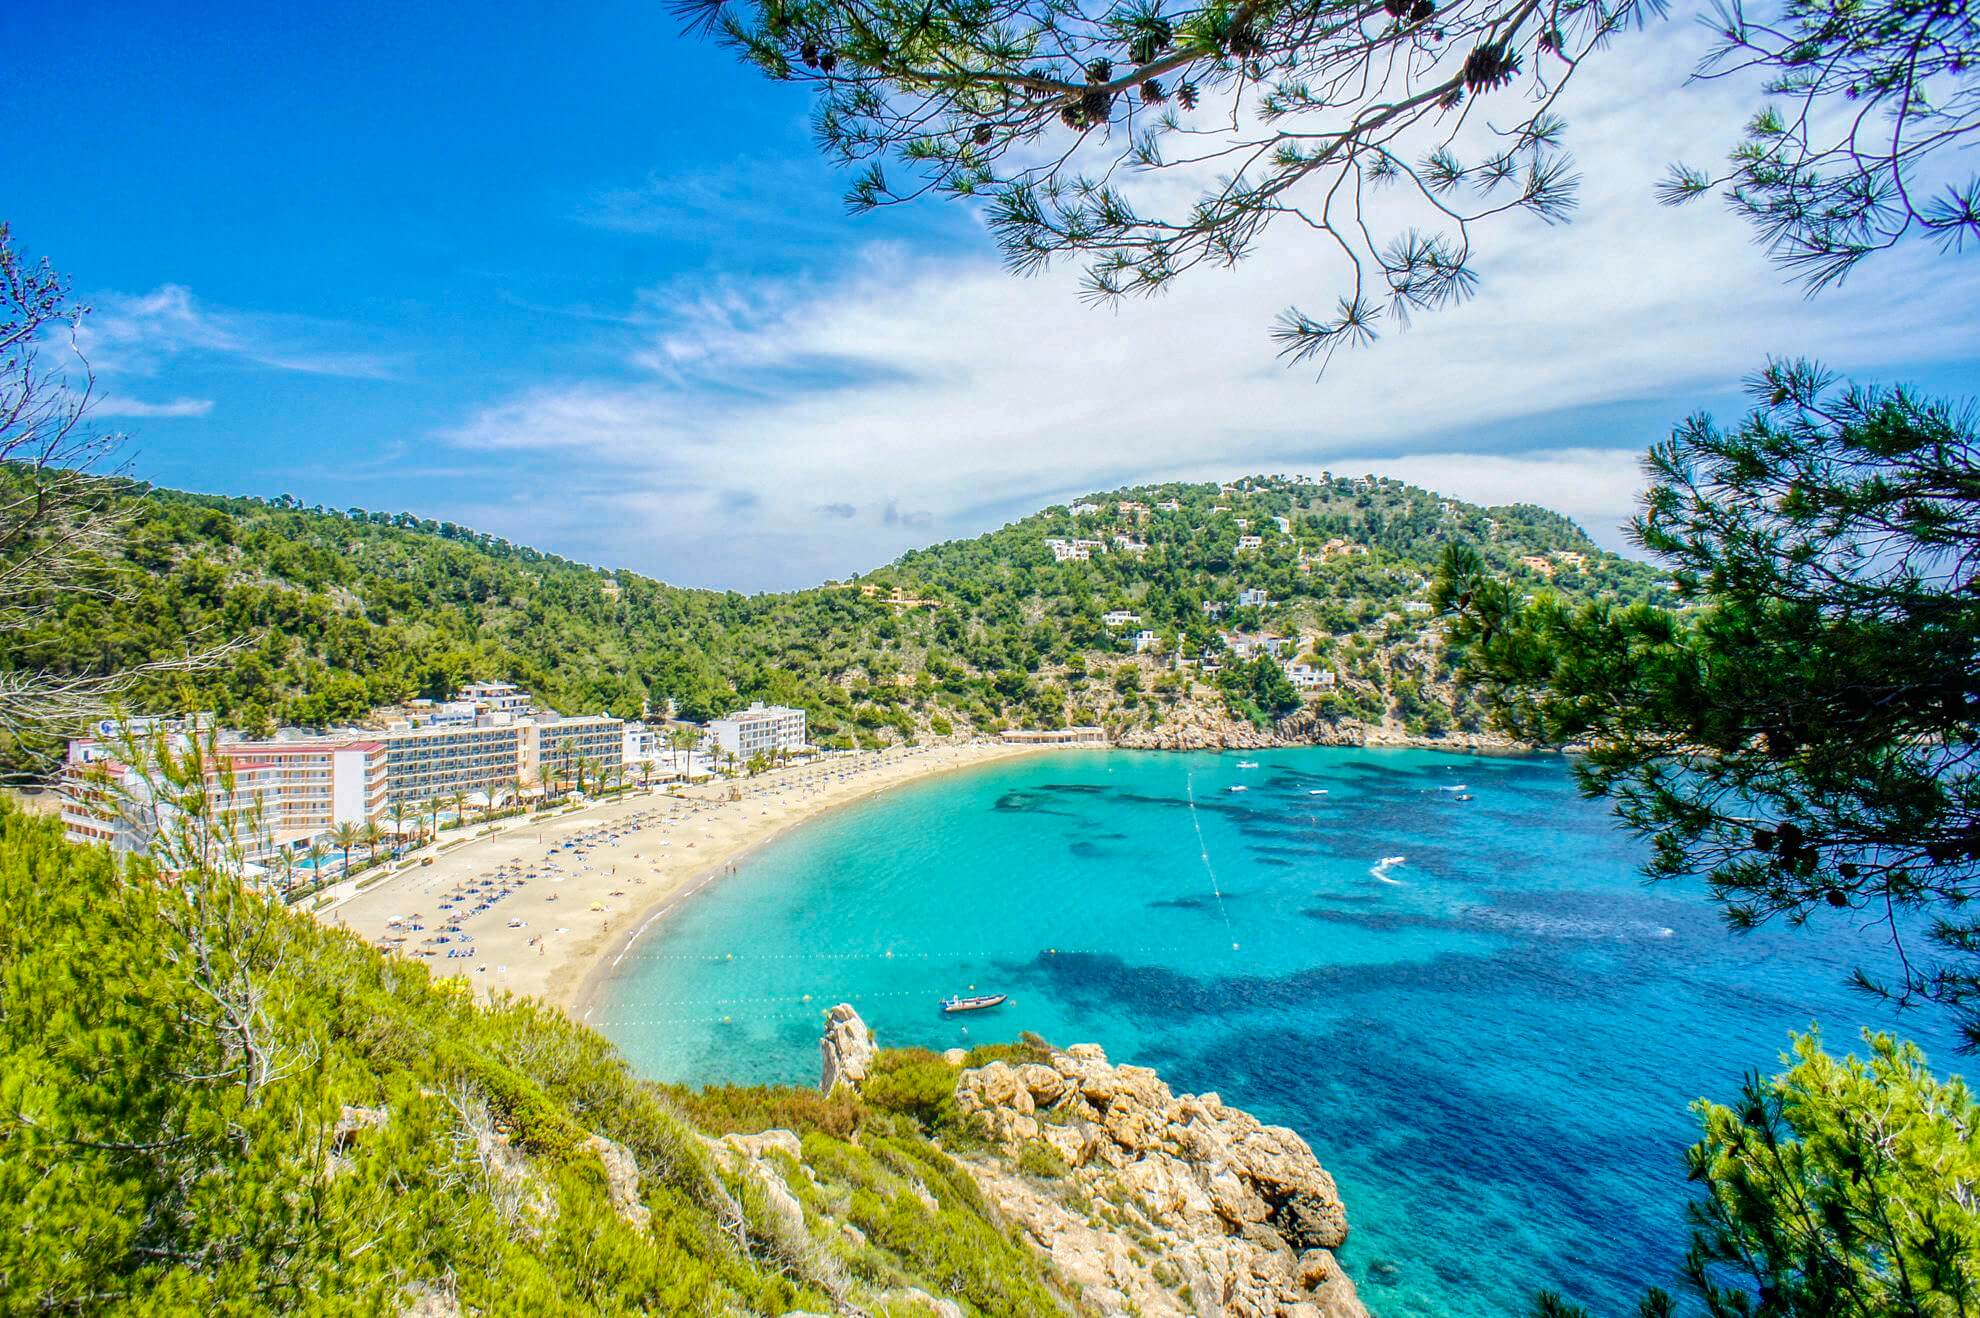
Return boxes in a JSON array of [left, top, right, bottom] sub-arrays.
[[61, 685, 628, 864], [221, 734, 387, 846], [703, 702, 808, 760], [60, 718, 290, 870], [380, 720, 526, 806], [527, 714, 624, 791]]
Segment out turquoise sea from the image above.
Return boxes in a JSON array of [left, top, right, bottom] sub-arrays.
[[593, 748, 1959, 1315]]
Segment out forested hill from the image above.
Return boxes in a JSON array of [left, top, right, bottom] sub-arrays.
[[6, 471, 1663, 765]]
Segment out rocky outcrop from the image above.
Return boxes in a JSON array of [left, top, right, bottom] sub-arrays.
[[1113, 699, 1526, 754], [585, 1134, 651, 1231], [819, 1002, 876, 1093], [955, 1042, 1369, 1318]]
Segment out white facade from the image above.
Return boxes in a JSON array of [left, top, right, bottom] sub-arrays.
[[459, 681, 533, 713], [1102, 609, 1141, 627], [1133, 630, 1159, 654], [704, 703, 808, 761], [1286, 663, 1336, 690], [1238, 587, 1269, 607]]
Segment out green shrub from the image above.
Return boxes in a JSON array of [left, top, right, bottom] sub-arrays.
[[1015, 1141, 1069, 1179], [861, 1048, 961, 1129]]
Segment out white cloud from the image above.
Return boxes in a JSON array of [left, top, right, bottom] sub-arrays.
[[78, 284, 395, 379], [92, 394, 216, 419], [442, 15, 1980, 591]]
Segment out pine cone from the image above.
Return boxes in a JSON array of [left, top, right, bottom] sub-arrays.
[[800, 40, 819, 67], [1176, 81, 1199, 109], [1461, 43, 1519, 92], [973, 124, 994, 146], [818, 49, 839, 73], [1087, 58, 1113, 83], [1140, 77, 1166, 103]]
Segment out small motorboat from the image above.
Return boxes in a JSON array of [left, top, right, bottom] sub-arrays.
[[1235, 760, 1259, 769], [1228, 785, 1248, 793], [941, 993, 1007, 1014]]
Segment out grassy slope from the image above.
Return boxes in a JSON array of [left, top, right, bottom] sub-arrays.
[[0, 808, 1076, 1314]]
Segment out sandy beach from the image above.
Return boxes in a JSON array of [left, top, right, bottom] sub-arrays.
[[322, 741, 1045, 1018]]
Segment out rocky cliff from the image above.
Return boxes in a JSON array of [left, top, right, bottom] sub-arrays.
[[1111, 698, 1526, 753], [821, 1009, 1368, 1317]]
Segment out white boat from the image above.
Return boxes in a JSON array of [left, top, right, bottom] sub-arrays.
[[1235, 760, 1259, 769], [941, 993, 1007, 1014], [1228, 785, 1248, 793], [1309, 789, 1328, 795]]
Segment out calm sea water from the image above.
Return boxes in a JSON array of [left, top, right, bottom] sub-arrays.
[[593, 748, 1960, 1315]]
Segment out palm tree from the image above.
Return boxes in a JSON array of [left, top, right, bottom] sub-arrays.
[[447, 789, 467, 830], [329, 821, 361, 875], [305, 839, 326, 883], [276, 848, 297, 897], [669, 726, 700, 778], [359, 820, 384, 865], [388, 799, 411, 846], [555, 738, 577, 797], [425, 797, 443, 841]]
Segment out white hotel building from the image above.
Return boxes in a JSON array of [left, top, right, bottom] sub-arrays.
[[63, 684, 626, 863], [702, 702, 808, 760]]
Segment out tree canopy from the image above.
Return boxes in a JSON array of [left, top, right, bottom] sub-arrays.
[[679, 0, 1979, 360], [1437, 361, 1980, 1041]]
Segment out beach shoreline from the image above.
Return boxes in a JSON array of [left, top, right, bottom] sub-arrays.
[[566, 741, 1055, 1021], [322, 740, 1049, 1020]]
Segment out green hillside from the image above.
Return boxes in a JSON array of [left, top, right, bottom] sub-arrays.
[[4, 471, 1662, 766], [0, 805, 1078, 1313]]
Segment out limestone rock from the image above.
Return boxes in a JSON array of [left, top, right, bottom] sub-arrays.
[[719, 1129, 802, 1162], [956, 1040, 1368, 1318], [584, 1134, 651, 1232], [819, 1003, 875, 1094], [706, 1129, 806, 1243]]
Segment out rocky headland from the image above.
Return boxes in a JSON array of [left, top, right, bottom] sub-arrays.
[[822, 1007, 1368, 1317]]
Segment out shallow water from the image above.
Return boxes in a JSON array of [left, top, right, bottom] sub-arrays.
[[593, 748, 1960, 1315]]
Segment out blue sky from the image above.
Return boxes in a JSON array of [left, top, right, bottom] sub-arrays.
[[11, 0, 1980, 590]]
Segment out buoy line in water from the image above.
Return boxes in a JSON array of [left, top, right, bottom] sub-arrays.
[[1184, 763, 1240, 951], [625, 940, 1210, 963]]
